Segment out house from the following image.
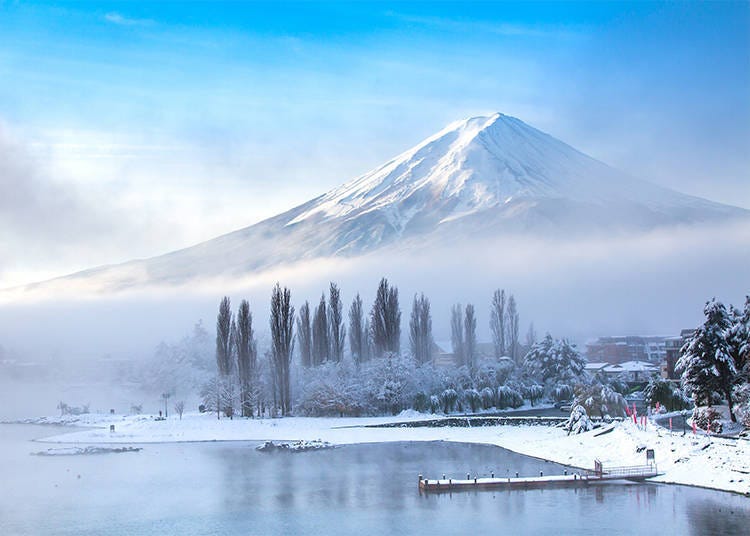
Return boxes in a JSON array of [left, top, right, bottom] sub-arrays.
[[601, 360, 660, 384]]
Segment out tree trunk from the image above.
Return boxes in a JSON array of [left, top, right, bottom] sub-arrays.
[[726, 388, 737, 423]]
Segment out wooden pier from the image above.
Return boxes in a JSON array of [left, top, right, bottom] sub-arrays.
[[418, 462, 661, 493]]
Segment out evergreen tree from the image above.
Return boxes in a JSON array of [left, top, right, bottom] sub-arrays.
[[370, 278, 401, 356], [409, 293, 433, 365], [524, 334, 586, 388], [677, 298, 738, 421], [312, 294, 329, 365], [489, 289, 506, 358], [297, 301, 312, 368], [451, 304, 465, 366], [727, 296, 750, 381], [328, 282, 345, 363]]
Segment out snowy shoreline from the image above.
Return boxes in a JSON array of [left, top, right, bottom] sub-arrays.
[[11, 411, 749, 496]]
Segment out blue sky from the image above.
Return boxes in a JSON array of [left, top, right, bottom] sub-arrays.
[[0, 1, 748, 286]]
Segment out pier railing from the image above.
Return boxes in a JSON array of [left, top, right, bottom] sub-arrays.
[[598, 464, 658, 478]]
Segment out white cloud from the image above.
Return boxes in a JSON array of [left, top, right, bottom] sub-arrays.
[[104, 12, 155, 27]]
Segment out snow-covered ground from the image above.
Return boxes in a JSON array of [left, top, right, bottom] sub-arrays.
[[24, 411, 749, 495]]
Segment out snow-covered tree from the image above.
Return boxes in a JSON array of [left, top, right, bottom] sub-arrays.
[[728, 296, 749, 381], [506, 294, 520, 365], [409, 293, 433, 365], [297, 301, 312, 368], [677, 298, 738, 421], [565, 404, 593, 435], [312, 294, 329, 365], [270, 283, 295, 416], [464, 304, 477, 372], [525, 322, 537, 349], [496, 385, 524, 409], [523, 333, 586, 391], [451, 303, 465, 366], [574, 383, 626, 418], [236, 299, 257, 417], [348, 293, 366, 365], [644, 377, 690, 412], [370, 278, 401, 357], [489, 289, 506, 358], [328, 282, 345, 363], [215, 296, 233, 419]]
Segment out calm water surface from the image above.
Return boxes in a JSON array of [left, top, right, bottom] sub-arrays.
[[1, 424, 748, 535]]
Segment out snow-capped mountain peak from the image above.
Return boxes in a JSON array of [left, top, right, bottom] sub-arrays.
[[9, 113, 747, 292], [285, 112, 678, 232]]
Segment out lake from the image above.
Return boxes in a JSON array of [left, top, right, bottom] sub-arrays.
[[1, 424, 748, 535]]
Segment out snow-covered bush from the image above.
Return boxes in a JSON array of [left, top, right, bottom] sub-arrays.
[[429, 394, 441, 414], [496, 385, 523, 409], [464, 388, 481, 412], [480, 387, 495, 409], [692, 406, 723, 434], [522, 384, 544, 406], [413, 392, 430, 413], [565, 404, 593, 435], [440, 389, 458, 413]]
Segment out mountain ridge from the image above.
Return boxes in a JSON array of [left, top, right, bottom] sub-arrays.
[[9, 113, 749, 292]]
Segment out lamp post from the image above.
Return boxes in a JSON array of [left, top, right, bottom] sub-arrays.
[[161, 392, 171, 418]]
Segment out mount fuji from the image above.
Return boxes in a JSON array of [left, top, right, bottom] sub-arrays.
[[18, 113, 749, 291]]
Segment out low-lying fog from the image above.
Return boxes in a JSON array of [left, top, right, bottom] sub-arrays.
[[0, 220, 747, 420]]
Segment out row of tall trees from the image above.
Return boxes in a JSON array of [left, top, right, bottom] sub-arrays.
[[210, 279, 534, 417]]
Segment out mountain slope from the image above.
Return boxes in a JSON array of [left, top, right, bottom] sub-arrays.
[[18, 113, 750, 291]]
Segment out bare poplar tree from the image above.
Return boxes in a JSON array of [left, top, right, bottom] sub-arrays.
[[364, 318, 373, 361], [464, 303, 477, 372], [490, 289, 506, 358], [215, 296, 233, 419], [506, 294, 520, 365], [409, 293, 433, 365], [312, 294, 329, 365], [348, 293, 366, 365], [525, 322, 537, 349], [328, 282, 345, 363], [451, 304, 465, 367], [297, 301, 312, 368], [236, 299, 257, 417], [270, 283, 295, 416], [370, 277, 401, 356]]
